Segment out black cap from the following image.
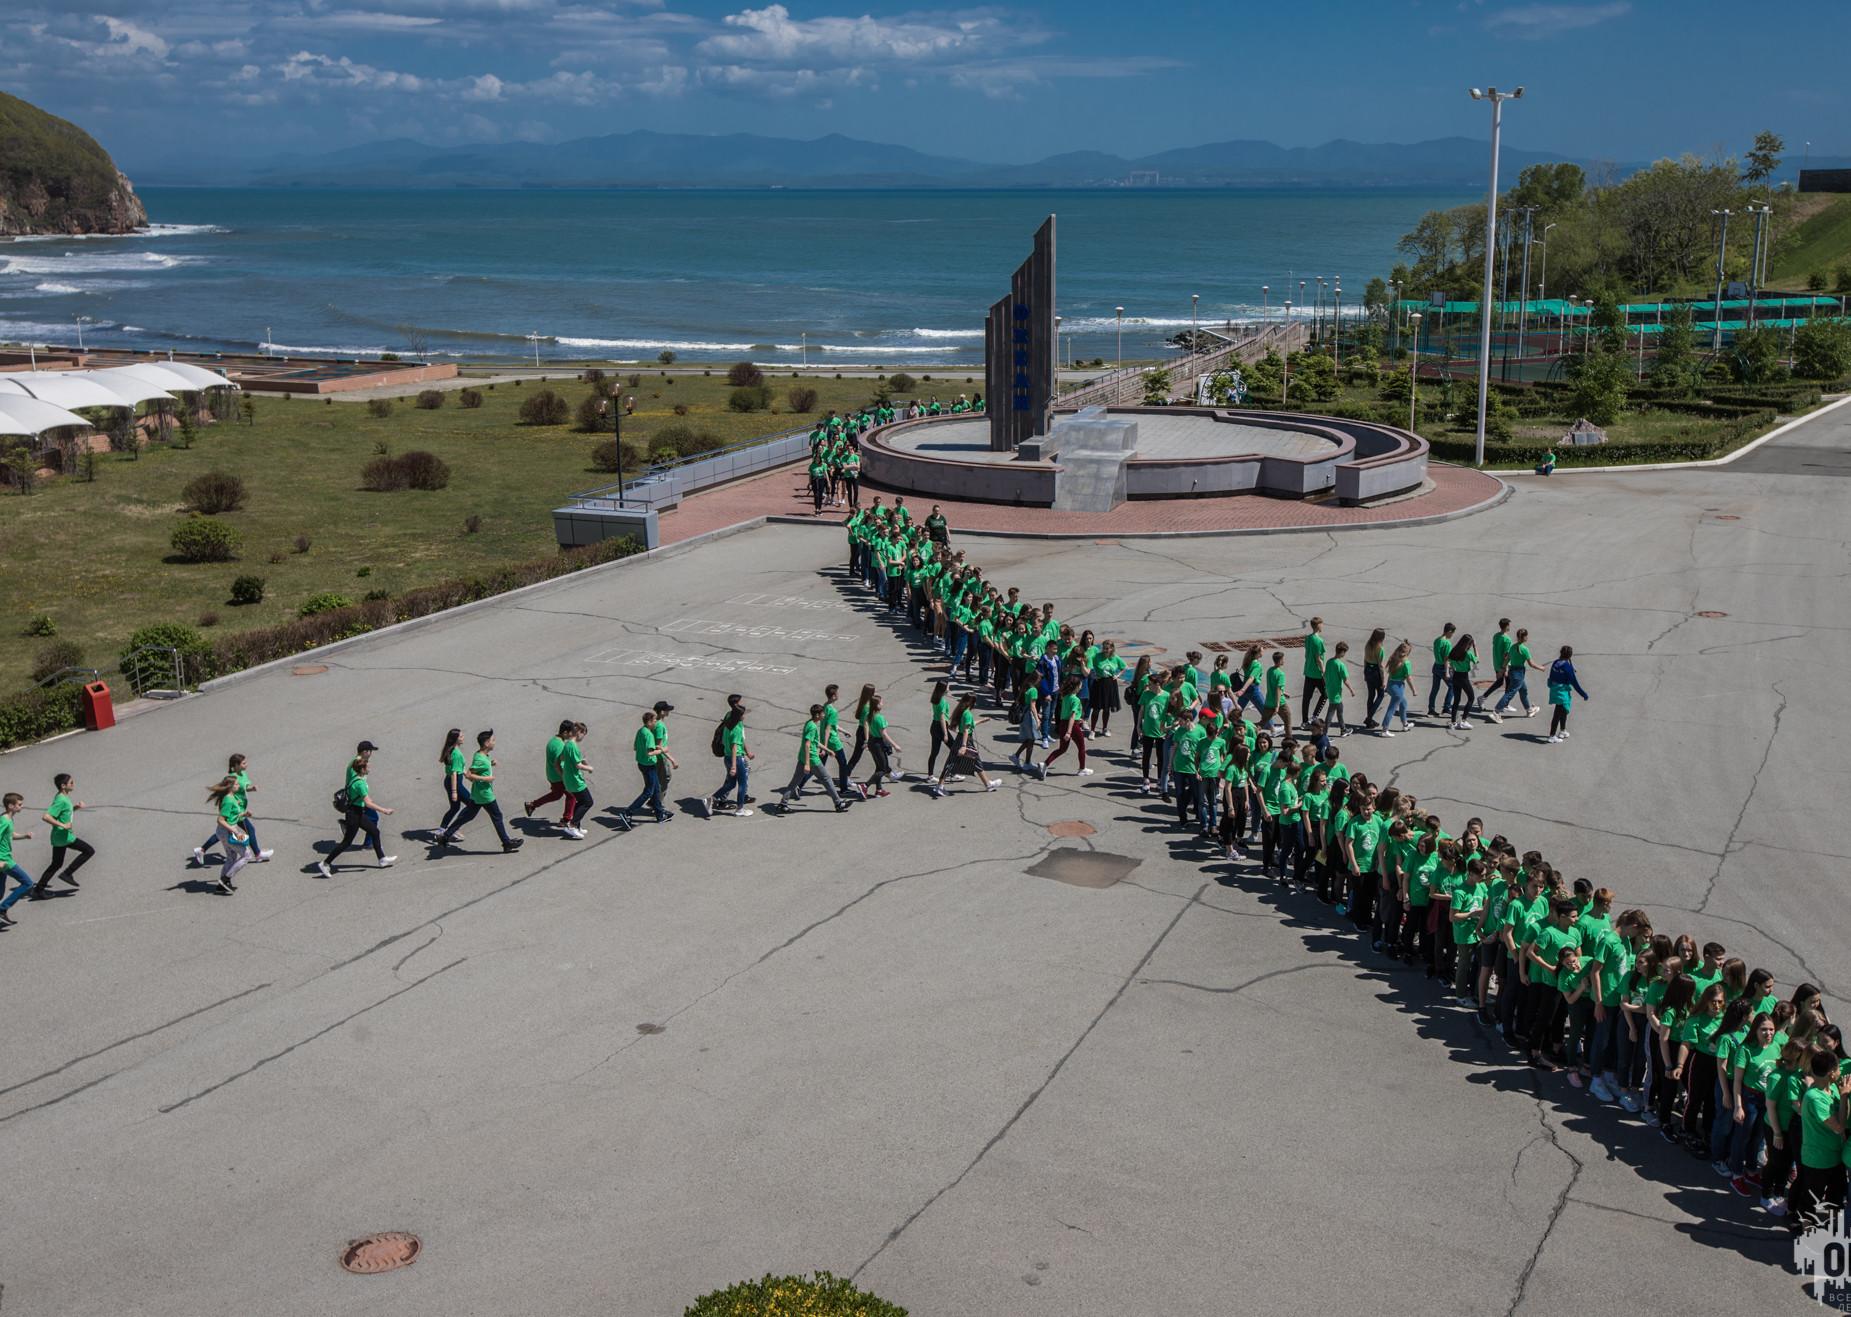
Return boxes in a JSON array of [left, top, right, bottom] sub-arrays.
[[653, 700, 675, 713], [356, 740, 379, 753]]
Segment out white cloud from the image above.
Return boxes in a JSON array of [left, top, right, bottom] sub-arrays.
[[698, 5, 1007, 64], [300, 12, 447, 31], [1485, 3, 1631, 34], [96, 16, 171, 59], [279, 49, 428, 91], [465, 72, 505, 100], [698, 62, 870, 98]]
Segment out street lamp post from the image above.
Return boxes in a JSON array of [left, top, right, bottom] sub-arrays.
[[1115, 306, 1125, 372], [1314, 277, 1326, 347], [801, 330, 808, 367], [1710, 208, 1732, 351], [599, 396, 625, 507], [1407, 313, 1422, 432], [527, 331, 543, 369], [1054, 316, 1063, 373], [1510, 206, 1538, 381], [1468, 84, 1523, 468], [1332, 278, 1343, 369], [1281, 301, 1293, 402], [1262, 285, 1270, 321], [74, 315, 89, 352]]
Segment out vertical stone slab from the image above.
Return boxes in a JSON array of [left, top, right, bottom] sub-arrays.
[[986, 215, 1056, 451]]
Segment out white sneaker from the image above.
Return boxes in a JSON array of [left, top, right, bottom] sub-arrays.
[[1589, 1076, 1615, 1103], [1400, 720, 1412, 731], [316, 859, 332, 878], [948, 775, 967, 784], [1486, 711, 1504, 724], [1547, 734, 1563, 744], [192, 846, 206, 866], [1561, 729, 1571, 739], [1380, 729, 1395, 738], [257, 849, 275, 862], [890, 770, 908, 780], [985, 779, 1001, 790], [564, 826, 586, 840], [1078, 767, 1094, 776], [378, 855, 397, 869], [1526, 707, 1539, 718]]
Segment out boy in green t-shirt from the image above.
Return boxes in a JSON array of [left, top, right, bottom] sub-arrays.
[[1427, 623, 1457, 719], [1300, 617, 1328, 725], [36, 771, 96, 895], [524, 719, 581, 829], [436, 730, 524, 852], [1521, 900, 1581, 1070], [1789, 1051, 1847, 1238], [0, 791, 37, 925], [773, 705, 848, 814], [622, 710, 674, 826]]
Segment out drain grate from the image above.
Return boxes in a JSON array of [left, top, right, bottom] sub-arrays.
[[341, 1232, 421, 1274], [1202, 636, 1305, 654], [1026, 850, 1141, 889], [1046, 820, 1096, 838], [1696, 610, 1729, 618]]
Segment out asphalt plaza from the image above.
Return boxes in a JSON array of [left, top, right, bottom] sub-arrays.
[[1, 403, 1848, 1315]]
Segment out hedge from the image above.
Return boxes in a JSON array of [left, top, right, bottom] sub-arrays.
[[1427, 408, 1776, 468], [684, 1271, 906, 1317], [0, 535, 644, 750]]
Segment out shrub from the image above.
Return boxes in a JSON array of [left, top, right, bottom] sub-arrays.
[[30, 640, 84, 684], [1806, 272, 1827, 291], [362, 588, 390, 602], [366, 398, 393, 419], [459, 387, 484, 409], [0, 682, 85, 750], [24, 613, 57, 638], [171, 515, 241, 563], [1728, 326, 1786, 385], [229, 575, 266, 606], [268, 551, 285, 565], [361, 456, 409, 491], [576, 392, 610, 433], [651, 423, 721, 458], [519, 388, 570, 425], [120, 622, 211, 690], [1565, 348, 1632, 426], [581, 367, 605, 388], [464, 514, 482, 535], [198, 611, 220, 628], [183, 471, 247, 515], [628, 372, 643, 387], [415, 389, 444, 410], [726, 361, 765, 388], [683, 1271, 906, 1317], [888, 372, 916, 393], [1141, 367, 1173, 406], [591, 439, 647, 472], [672, 402, 690, 416], [658, 350, 677, 365], [355, 566, 371, 578], [728, 386, 772, 413], [173, 409, 198, 450], [398, 450, 450, 490], [293, 532, 312, 554], [299, 592, 355, 618], [373, 439, 392, 456], [788, 385, 819, 413], [1791, 317, 1851, 381]]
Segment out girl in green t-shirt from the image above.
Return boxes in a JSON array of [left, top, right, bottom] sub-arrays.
[[1089, 640, 1124, 738], [206, 774, 253, 894], [1446, 635, 1481, 732], [926, 679, 952, 778], [317, 755, 397, 876], [1044, 675, 1092, 778], [863, 694, 900, 798]]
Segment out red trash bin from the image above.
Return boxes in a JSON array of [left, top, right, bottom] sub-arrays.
[[82, 681, 116, 731]]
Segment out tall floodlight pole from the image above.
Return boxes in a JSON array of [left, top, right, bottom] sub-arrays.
[[75, 315, 89, 351], [801, 330, 808, 367], [1191, 293, 1200, 357], [1262, 285, 1270, 321], [528, 331, 543, 368], [1115, 307, 1125, 371], [1510, 206, 1538, 381], [1710, 209, 1732, 350], [1333, 278, 1343, 369], [1407, 313, 1422, 431], [1468, 85, 1522, 467]]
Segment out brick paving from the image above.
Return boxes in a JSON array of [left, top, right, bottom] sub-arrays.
[[658, 460, 1505, 543]]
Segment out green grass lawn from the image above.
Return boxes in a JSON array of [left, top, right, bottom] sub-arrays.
[[1769, 195, 1851, 290], [0, 370, 936, 693]]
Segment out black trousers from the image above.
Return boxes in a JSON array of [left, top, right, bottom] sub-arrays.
[[1524, 982, 1565, 1056], [39, 838, 96, 887], [328, 809, 384, 862]]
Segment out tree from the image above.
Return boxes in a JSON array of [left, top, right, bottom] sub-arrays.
[[1141, 368, 1173, 405], [725, 361, 764, 388], [1363, 277, 1390, 312], [1565, 346, 1631, 426], [1508, 162, 1587, 213], [1244, 350, 1284, 402], [1741, 130, 1784, 184], [1589, 290, 1628, 353], [1728, 325, 1785, 384], [1649, 305, 1700, 395], [1791, 318, 1851, 381], [657, 350, 677, 366]]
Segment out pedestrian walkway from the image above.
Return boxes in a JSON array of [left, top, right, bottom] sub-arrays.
[[658, 459, 1505, 543]]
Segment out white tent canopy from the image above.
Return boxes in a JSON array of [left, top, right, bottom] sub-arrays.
[[146, 360, 236, 391], [51, 369, 178, 406], [104, 361, 233, 394], [0, 393, 94, 437], [0, 372, 144, 412]]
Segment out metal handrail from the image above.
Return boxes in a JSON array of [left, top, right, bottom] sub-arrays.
[[34, 665, 102, 689], [563, 420, 817, 505]]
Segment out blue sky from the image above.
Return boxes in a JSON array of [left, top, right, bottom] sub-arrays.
[[5, 1, 1845, 172]]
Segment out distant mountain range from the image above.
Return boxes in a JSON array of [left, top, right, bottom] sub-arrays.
[[145, 131, 1645, 191]]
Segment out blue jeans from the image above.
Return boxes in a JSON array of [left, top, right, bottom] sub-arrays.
[[716, 757, 750, 807], [1495, 672, 1532, 713], [1722, 1087, 1766, 1173], [1, 862, 34, 910], [1384, 680, 1409, 726], [948, 627, 969, 669], [628, 765, 667, 819]]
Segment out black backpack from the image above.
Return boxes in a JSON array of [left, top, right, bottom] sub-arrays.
[[711, 721, 727, 757]]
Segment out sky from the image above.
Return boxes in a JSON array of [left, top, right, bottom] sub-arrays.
[[5, 0, 1846, 175]]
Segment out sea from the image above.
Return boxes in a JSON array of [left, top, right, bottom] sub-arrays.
[[0, 187, 1472, 366]]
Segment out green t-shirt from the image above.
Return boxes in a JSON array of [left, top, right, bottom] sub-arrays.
[[469, 750, 496, 804], [1432, 635, 1452, 665], [1448, 647, 1477, 674], [1390, 658, 1412, 682], [823, 703, 843, 753], [1527, 923, 1578, 990], [1199, 736, 1227, 779], [1323, 658, 1349, 701], [48, 793, 75, 846], [1139, 689, 1170, 738], [1273, 780, 1301, 822], [1799, 1084, 1847, 1170], [1594, 932, 1633, 1007], [1510, 642, 1531, 671], [544, 735, 566, 784], [931, 696, 950, 727], [1689, 963, 1722, 998], [558, 740, 587, 793], [1451, 880, 1488, 945], [1348, 815, 1383, 871], [218, 793, 246, 831], [1170, 724, 1206, 774], [447, 747, 466, 778], [869, 712, 889, 742], [1096, 655, 1124, 679], [1406, 853, 1441, 908], [1687, 1012, 1724, 1057], [347, 775, 372, 810], [1059, 692, 1082, 722], [1491, 631, 1514, 672], [634, 727, 657, 766], [801, 719, 823, 767], [1264, 667, 1288, 706], [1302, 631, 1326, 678]]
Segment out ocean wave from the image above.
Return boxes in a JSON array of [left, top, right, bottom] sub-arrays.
[[33, 282, 82, 294], [260, 340, 393, 357], [815, 342, 959, 353], [0, 251, 203, 276], [5, 223, 227, 243], [0, 318, 118, 342], [910, 328, 982, 339]]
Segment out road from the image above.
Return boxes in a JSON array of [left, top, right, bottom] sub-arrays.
[[0, 401, 1846, 1315]]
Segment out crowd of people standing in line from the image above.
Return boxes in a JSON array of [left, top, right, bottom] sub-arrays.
[[2, 502, 1843, 1257]]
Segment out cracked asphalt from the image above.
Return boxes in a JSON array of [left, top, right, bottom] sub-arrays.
[[1, 402, 1846, 1315]]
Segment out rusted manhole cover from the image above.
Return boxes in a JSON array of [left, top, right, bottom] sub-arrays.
[[292, 664, 329, 676], [341, 1232, 421, 1274], [1025, 850, 1141, 889], [1203, 636, 1304, 653], [1046, 820, 1096, 838], [634, 1022, 666, 1035], [1712, 514, 1740, 521], [1696, 610, 1729, 618]]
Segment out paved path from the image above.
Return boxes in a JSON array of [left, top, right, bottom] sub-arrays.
[[659, 460, 1505, 543], [0, 401, 1845, 1315]]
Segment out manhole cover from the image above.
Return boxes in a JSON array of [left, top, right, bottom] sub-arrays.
[[1696, 610, 1729, 618], [292, 664, 329, 676], [1203, 636, 1304, 653], [1025, 850, 1141, 889], [1046, 820, 1096, 838], [1712, 514, 1740, 521], [1093, 539, 1119, 546], [634, 1022, 666, 1035], [341, 1232, 420, 1274]]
